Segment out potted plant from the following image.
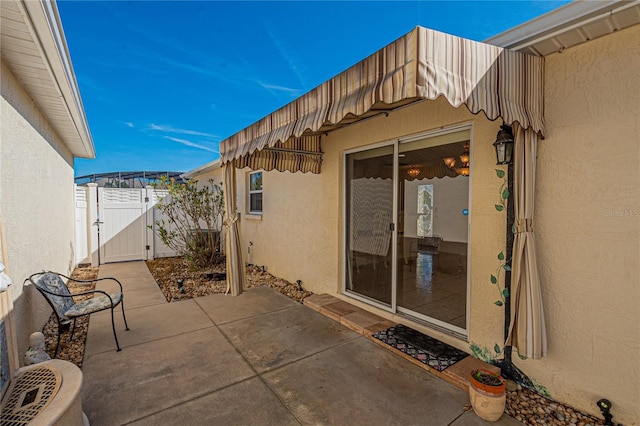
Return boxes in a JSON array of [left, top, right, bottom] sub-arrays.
[[469, 369, 507, 422]]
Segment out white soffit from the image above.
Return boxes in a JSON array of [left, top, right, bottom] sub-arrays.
[[485, 0, 640, 56], [1, 0, 95, 158]]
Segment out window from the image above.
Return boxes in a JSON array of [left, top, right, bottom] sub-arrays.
[[249, 171, 263, 214], [417, 184, 433, 237]]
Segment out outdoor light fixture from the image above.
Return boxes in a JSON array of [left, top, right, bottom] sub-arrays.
[[407, 165, 421, 178], [443, 144, 470, 176], [596, 399, 617, 426], [493, 124, 514, 165]]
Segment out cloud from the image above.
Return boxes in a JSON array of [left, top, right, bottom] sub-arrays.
[[148, 124, 219, 140], [258, 82, 302, 97], [124, 122, 135, 128], [164, 136, 219, 153], [264, 25, 309, 91]]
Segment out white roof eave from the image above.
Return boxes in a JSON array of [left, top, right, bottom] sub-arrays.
[[2, 0, 95, 159], [485, 0, 640, 55]]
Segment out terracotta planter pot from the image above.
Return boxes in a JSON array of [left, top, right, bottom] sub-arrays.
[[469, 369, 507, 422], [470, 369, 506, 395]]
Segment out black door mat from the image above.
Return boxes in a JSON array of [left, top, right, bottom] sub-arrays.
[[372, 324, 468, 371]]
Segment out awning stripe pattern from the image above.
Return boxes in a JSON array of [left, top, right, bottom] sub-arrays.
[[220, 26, 545, 173], [233, 135, 322, 174]]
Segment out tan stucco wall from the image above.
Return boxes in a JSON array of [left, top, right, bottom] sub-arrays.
[[1, 61, 77, 360], [192, 25, 640, 423], [515, 26, 639, 423], [189, 168, 223, 187], [229, 97, 505, 355]]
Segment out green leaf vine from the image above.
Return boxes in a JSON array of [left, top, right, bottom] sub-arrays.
[[491, 168, 511, 307], [494, 169, 509, 212], [469, 342, 502, 363], [491, 251, 511, 306]]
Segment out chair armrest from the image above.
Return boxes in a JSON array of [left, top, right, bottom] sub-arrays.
[[33, 284, 116, 307], [56, 272, 124, 293]]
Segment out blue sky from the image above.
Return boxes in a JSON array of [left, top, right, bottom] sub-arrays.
[[58, 1, 570, 177]]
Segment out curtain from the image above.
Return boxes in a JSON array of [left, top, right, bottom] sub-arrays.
[[223, 163, 246, 296], [506, 122, 547, 359]]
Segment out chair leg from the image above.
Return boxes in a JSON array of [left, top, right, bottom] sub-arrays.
[[110, 308, 122, 352], [69, 318, 77, 342], [121, 300, 130, 331], [54, 320, 62, 358]]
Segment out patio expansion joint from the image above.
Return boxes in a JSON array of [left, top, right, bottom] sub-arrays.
[[207, 311, 316, 426], [193, 297, 302, 326], [83, 324, 219, 361], [120, 374, 270, 426]]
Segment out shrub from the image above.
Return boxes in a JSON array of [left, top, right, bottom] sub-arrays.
[[152, 176, 224, 268]]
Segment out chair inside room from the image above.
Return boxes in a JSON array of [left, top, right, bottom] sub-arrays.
[[29, 271, 129, 357]]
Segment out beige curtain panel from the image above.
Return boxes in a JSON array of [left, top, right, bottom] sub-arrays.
[[223, 163, 246, 296], [506, 122, 547, 359], [219, 26, 545, 169]]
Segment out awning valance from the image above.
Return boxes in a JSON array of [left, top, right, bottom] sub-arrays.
[[219, 26, 545, 171], [233, 135, 322, 174]]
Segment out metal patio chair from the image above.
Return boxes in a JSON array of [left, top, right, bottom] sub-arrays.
[[29, 271, 129, 357]]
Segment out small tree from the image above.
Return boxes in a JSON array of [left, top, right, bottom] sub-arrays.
[[152, 176, 224, 268]]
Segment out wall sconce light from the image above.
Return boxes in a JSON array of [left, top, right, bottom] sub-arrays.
[[493, 124, 514, 165], [407, 165, 421, 178], [443, 144, 470, 176]]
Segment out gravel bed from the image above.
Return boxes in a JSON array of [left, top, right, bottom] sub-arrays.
[[146, 256, 313, 303], [505, 386, 605, 425]]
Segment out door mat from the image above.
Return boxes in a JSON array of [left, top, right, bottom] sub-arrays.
[[372, 324, 468, 371]]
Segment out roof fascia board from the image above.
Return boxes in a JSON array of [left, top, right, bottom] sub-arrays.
[[182, 160, 222, 179], [20, 0, 95, 158], [485, 0, 638, 50]]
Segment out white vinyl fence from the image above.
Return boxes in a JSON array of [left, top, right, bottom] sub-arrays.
[[74, 184, 179, 265]]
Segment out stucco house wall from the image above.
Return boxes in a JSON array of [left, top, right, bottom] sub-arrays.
[[227, 28, 640, 424], [231, 97, 505, 354], [1, 0, 94, 362], [189, 13, 639, 426], [1, 61, 77, 357], [514, 24, 640, 422]]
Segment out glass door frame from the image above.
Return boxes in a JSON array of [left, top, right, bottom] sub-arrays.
[[342, 123, 473, 338], [342, 139, 398, 313]]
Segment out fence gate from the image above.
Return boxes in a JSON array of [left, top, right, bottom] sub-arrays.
[[98, 187, 147, 263], [74, 185, 179, 265]]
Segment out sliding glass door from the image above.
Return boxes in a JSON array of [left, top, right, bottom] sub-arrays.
[[397, 133, 470, 333], [344, 144, 395, 307], [344, 128, 471, 335]]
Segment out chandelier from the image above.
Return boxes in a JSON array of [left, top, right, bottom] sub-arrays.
[[443, 143, 470, 176], [407, 165, 421, 178]]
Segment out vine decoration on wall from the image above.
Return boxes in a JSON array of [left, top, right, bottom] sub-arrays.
[[494, 168, 509, 212], [491, 169, 511, 307]]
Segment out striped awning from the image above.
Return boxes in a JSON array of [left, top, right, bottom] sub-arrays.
[[233, 135, 322, 174], [219, 26, 545, 173]]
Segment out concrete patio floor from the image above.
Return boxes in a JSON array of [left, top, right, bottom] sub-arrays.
[[82, 261, 520, 426]]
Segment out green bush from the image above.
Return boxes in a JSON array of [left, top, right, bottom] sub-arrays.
[[152, 176, 224, 268]]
